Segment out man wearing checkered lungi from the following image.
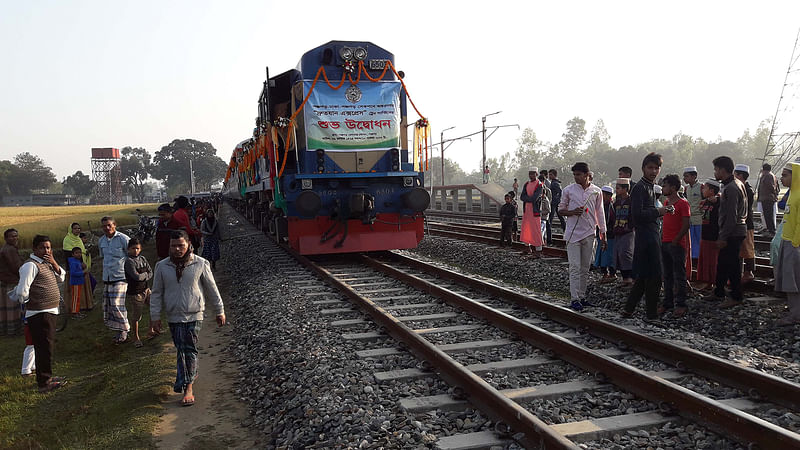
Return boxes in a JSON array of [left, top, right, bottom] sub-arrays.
[[98, 216, 130, 344]]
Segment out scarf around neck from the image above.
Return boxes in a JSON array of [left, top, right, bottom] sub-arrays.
[[170, 246, 194, 281]]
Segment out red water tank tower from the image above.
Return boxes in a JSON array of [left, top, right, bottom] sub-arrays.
[[91, 147, 122, 204]]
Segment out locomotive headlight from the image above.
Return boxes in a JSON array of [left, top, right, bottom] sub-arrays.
[[296, 191, 321, 217], [339, 47, 354, 61], [353, 47, 367, 61], [403, 177, 414, 187], [301, 179, 313, 190], [403, 187, 431, 212]]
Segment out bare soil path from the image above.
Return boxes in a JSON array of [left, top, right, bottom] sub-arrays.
[[153, 266, 259, 449]]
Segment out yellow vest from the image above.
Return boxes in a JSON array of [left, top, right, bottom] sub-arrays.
[[782, 163, 800, 247]]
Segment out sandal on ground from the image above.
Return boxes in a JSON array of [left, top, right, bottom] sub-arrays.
[[145, 330, 160, 340], [38, 380, 65, 393], [134, 340, 143, 348], [181, 394, 195, 407]]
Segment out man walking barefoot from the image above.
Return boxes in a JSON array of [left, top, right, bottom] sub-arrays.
[[150, 230, 225, 406]]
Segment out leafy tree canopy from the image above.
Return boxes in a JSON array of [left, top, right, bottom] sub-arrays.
[[8, 152, 57, 195], [62, 170, 95, 196], [120, 146, 152, 203], [152, 139, 226, 194]]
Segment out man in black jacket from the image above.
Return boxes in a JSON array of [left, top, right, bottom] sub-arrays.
[[623, 153, 668, 322], [707, 156, 748, 307], [548, 169, 564, 234]]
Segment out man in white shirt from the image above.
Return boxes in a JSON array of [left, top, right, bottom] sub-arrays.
[[558, 162, 606, 311], [10, 234, 66, 392]]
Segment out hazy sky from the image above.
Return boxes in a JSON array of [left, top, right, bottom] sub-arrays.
[[2, 1, 800, 180]]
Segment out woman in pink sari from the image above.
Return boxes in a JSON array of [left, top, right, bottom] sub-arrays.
[[519, 168, 545, 258]]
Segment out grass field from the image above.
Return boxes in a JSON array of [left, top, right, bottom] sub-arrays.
[[0, 239, 172, 449], [0, 204, 158, 249]]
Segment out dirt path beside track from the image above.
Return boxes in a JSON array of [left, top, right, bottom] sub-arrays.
[[153, 266, 259, 449]]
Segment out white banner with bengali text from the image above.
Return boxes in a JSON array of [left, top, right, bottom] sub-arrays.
[[303, 81, 401, 152]]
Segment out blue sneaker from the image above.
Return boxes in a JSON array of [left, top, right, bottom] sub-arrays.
[[580, 298, 596, 307], [569, 300, 584, 311]]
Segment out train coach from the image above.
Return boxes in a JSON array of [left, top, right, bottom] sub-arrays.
[[223, 40, 431, 255]]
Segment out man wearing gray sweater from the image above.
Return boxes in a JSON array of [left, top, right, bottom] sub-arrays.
[[150, 230, 225, 406]]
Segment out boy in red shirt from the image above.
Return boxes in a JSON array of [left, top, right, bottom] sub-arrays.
[[660, 174, 691, 318]]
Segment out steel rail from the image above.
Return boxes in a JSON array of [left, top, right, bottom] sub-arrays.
[[285, 250, 579, 450], [425, 223, 773, 289], [386, 253, 800, 408], [363, 254, 800, 448], [426, 227, 566, 258]]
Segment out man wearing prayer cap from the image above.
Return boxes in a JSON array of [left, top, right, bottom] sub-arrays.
[[734, 164, 756, 284], [683, 166, 703, 267], [519, 168, 545, 258]]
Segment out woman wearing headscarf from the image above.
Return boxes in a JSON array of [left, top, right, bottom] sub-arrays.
[[63, 223, 93, 311], [200, 209, 222, 270]]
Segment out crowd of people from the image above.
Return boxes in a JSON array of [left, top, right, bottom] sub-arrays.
[[504, 153, 797, 327], [0, 196, 225, 405]]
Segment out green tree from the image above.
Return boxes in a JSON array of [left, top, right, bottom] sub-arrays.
[[10, 152, 57, 194], [0, 160, 16, 196], [62, 170, 95, 196], [152, 139, 226, 194], [486, 152, 515, 187], [557, 117, 587, 164], [426, 157, 467, 186], [120, 146, 152, 203], [587, 119, 612, 155]]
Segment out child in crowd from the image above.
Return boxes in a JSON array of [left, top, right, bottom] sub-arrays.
[[659, 174, 691, 318], [79, 232, 97, 308], [499, 194, 516, 247], [596, 186, 616, 283], [507, 191, 519, 239], [609, 178, 635, 286], [124, 238, 153, 348], [67, 247, 86, 319], [20, 305, 35, 377], [734, 164, 756, 284], [695, 179, 721, 291]]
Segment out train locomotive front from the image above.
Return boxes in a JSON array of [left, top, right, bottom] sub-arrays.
[[223, 41, 431, 255]]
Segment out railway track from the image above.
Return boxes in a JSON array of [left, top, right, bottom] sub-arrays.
[[424, 214, 776, 292], [266, 243, 800, 448], [425, 209, 777, 252]]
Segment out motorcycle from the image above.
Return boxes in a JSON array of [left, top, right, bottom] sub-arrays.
[[134, 209, 158, 243]]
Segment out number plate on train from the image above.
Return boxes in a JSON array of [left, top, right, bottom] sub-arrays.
[[369, 59, 388, 70]]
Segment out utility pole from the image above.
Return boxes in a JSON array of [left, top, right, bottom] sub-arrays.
[[481, 111, 519, 184], [761, 27, 800, 171], [482, 111, 501, 184], [440, 126, 455, 188], [189, 160, 196, 196]]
